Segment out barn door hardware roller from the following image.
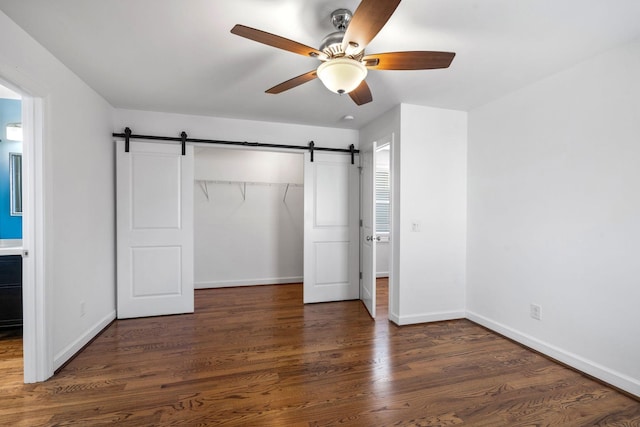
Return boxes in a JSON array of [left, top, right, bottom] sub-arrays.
[[309, 141, 315, 162]]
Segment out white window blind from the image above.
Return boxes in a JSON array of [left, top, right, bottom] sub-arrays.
[[375, 169, 390, 233]]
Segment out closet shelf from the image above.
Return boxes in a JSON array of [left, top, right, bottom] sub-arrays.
[[195, 179, 302, 202]]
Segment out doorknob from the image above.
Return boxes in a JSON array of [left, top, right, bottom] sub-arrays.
[[376, 236, 381, 242], [365, 235, 372, 241]]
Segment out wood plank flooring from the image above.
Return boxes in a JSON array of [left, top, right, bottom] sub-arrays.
[[1, 279, 638, 426]]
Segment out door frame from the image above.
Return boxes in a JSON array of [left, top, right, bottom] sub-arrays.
[[359, 142, 376, 318], [0, 73, 51, 383], [359, 135, 394, 320]]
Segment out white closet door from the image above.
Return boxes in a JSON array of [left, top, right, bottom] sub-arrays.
[[116, 140, 194, 319], [360, 143, 376, 318], [303, 152, 359, 303]]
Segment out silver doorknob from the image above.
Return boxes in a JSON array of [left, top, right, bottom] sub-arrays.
[[366, 236, 372, 241], [376, 236, 381, 242]]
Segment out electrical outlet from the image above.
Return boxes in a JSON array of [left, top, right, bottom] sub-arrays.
[[411, 221, 421, 232], [530, 303, 541, 320], [80, 301, 86, 317]]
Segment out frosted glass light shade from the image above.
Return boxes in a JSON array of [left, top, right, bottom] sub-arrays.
[[6, 123, 22, 142], [317, 58, 367, 94]]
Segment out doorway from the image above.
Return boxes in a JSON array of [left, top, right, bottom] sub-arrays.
[[192, 146, 360, 303], [0, 78, 48, 383], [374, 142, 391, 314], [193, 147, 305, 290], [118, 141, 362, 319], [0, 83, 23, 381], [360, 136, 393, 319]]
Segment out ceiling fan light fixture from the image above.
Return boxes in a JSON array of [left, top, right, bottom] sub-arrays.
[[317, 58, 367, 95]]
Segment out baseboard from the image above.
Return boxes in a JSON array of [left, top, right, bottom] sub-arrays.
[[396, 310, 465, 326], [53, 310, 116, 370], [376, 272, 389, 278], [195, 276, 303, 289], [388, 311, 400, 325], [466, 311, 640, 398]]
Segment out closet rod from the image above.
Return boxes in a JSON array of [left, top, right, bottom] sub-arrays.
[[112, 128, 359, 163]]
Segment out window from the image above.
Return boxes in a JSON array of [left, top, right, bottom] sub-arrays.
[[375, 168, 390, 233]]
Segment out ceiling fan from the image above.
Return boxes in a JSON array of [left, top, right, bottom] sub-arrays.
[[230, 0, 455, 106]]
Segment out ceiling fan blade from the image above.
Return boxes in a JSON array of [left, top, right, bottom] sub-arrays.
[[266, 70, 318, 94], [342, 0, 401, 54], [349, 80, 373, 105], [363, 51, 456, 70], [231, 25, 327, 60]]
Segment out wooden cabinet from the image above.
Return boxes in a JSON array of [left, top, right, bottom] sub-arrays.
[[0, 255, 22, 328]]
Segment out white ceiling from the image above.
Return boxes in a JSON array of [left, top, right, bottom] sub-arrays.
[[1, 0, 639, 129]]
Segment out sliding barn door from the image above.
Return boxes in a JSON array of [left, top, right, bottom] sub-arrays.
[[116, 140, 194, 319], [303, 152, 359, 303]]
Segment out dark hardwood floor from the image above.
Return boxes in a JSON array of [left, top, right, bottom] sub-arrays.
[[1, 279, 638, 426]]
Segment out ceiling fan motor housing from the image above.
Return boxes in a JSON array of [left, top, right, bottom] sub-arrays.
[[320, 9, 354, 57], [320, 31, 345, 57]]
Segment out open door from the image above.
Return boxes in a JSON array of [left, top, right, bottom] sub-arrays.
[[360, 143, 377, 318], [303, 152, 359, 303], [116, 140, 194, 319]]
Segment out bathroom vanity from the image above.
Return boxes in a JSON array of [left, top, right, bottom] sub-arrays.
[[0, 240, 23, 328]]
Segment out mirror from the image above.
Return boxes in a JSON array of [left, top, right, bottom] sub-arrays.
[[9, 153, 22, 216]]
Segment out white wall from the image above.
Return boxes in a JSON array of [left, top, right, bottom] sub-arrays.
[[0, 11, 116, 375], [467, 38, 640, 396], [396, 104, 467, 325], [113, 109, 359, 151], [360, 104, 467, 324], [194, 148, 303, 287]]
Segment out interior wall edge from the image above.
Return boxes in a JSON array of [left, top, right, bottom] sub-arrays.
[[466, 311, 640, 398], [53, 310, 116, 370]]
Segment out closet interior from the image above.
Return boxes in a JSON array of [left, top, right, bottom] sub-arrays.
[[194, 147, 304, 289]]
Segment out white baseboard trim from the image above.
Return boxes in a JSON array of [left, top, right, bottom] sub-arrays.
[[54, 310, 116, 370], [396, 310, 465, 326], [466, 311, 640, 398], [388, 311, 400, 325], [195, 276, 303, 289], [376, 272, 389, 278]]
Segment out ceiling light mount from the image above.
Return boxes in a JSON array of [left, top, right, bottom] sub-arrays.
[[330, 8, 352, 32]]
